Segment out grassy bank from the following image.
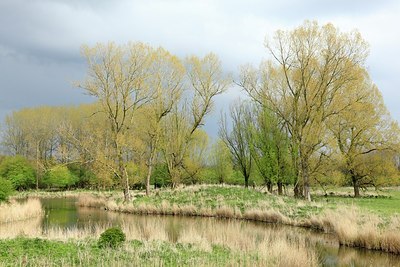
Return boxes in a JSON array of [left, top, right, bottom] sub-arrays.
[[0, 238, 270, 267], [0, 223, 318, 267], [73, 185, 400, 254], [10, 185, 400, 254]]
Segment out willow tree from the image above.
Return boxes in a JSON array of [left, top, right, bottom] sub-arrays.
[[248, 106, 294, 194], [161, 53, 230, 187], [79, 42, 154, 202], [141, 48, 184, 195], [328, 77, 399, 197], [240, 21, 369, 200]]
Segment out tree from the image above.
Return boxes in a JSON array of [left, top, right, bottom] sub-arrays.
[[240, 21, 369, 200], [161, 53, 230, 187], [0, 177, 13, 202], [0, 156, 36, 190], [140, 48, 184, 195], [219, 101, 252, 188], [43, 165, 78, 189], [210, 139, 233, 184], [328, 77, 400, 197], [78, 42, 155, 202], [249, 106, 294, 194]]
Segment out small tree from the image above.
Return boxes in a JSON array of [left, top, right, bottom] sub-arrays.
[[249, 107, 294, 194], [219, 101, 253, 188], [0, 156, 36, 190], [43, 165, 78, 189], [210, 139, 233, 184], [0, 177, 13, 202]]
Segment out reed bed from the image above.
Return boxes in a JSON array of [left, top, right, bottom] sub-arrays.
[[0, 198, 43, 223], [75, 187, 400, 255], [0, 216, 319, 267]]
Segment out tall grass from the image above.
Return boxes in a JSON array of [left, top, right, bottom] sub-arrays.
[[75, 187, 400, 255], [0, 198, 43, 223], [312, 207, 400, 254], [0, 216, 318, 266]]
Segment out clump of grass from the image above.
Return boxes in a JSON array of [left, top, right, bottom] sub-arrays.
[[243, 208, 289, 224], [0, 198, 43, 223], [77, 194, 107, 208]]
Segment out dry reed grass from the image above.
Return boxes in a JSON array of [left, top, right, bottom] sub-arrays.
[[0, 198, 43, 223], [310, 207, 400, 254], [0, 215, 318, 266]]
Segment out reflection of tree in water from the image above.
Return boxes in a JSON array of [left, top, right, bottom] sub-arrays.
[[165, 217, 183, 243]]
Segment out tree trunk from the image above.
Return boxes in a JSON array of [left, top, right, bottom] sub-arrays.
[[277, 182, 283, 195], [352, 177, 360, 197], [145, 151, 155, 196], [244, 175, 249, 188], [302, 161, 311, 201], [294, 182, 303, 198], [267, 181, 273, 193], [36, 143, 39, 190], [145, 164, 153, 196]]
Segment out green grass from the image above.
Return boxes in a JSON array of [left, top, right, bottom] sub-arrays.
[[0, 238, 264, 267], [134, 186, 270, 211], [313, 188, 400, 217]]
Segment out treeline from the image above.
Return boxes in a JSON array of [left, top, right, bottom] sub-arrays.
[[1, 21, 399, 201], [0, 104, 250, 193]]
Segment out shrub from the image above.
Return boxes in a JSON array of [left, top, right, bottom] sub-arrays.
[[43, 165, 78, 189], [98, 227, 126, 248], [0, 177, 14, 202], [0, 156, 36, 190]]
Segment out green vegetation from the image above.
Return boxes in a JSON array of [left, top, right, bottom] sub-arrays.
[[0, 177, 13, 202], [0, 238, 298, 267], [43, 165, 78, 189], [0, 156, 36, 190], [98, 227, 126, 248]]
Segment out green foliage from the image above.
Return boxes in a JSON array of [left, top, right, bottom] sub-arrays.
[[43, 165, 78, 189], [0, 156, 36, 190], [249, 107, 295, 188], [152, 164, 171, 188], [0, 177, 14, 202], [67, 163, 97, 188], [210, 140, 233, 184], [98, 227, 126, 249], [0, 237, 259, 266]]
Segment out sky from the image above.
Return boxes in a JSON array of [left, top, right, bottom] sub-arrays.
[[1, 0, 400, 139]]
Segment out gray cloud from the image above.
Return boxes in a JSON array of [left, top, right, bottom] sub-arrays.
[[1, 0, 399, 138]]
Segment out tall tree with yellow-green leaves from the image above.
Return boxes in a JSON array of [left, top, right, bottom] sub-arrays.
[[240, 21, 369, 200], [328, 75, 399, 197], [78, 42, 155, 202], [140, 48, 184, 195], [161, 53, 230, 187]]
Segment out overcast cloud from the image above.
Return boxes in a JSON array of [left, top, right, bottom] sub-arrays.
[[1, 0, 399, 138]]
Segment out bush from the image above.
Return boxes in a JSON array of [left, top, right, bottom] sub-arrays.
[[0, 177, 14, 202], [0, 156, 36, 190], [98, 227, 126, 248], [43, 165, 78, 189], [67, 163, 97, 188]]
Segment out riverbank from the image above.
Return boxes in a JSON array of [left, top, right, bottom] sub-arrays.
[[10, 185, 400, 254], [0, 221, 319, 267]]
